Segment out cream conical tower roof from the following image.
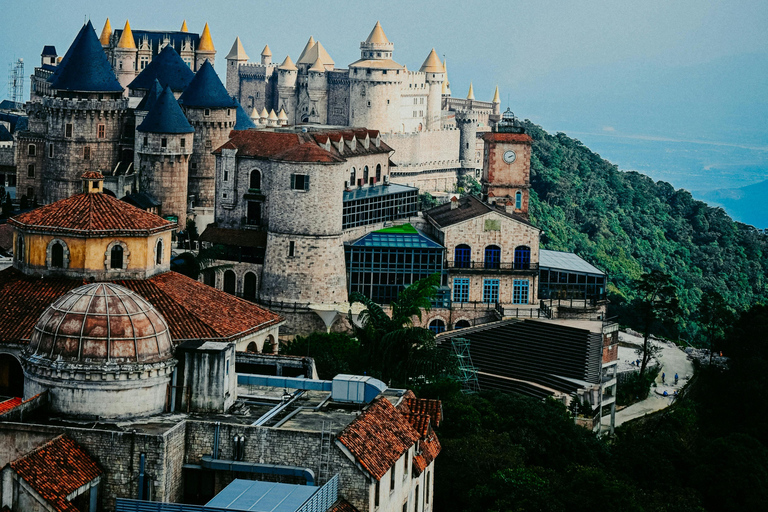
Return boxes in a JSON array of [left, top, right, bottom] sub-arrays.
[[198, 23, 215, 52], [180, 20, 188, 32], [261, 45, 272, 56], [117, 20, 136, 49], [492, 85, 500, 103], [467, 82, 475, 100], [250, 107, 259, 120], [226, 37, 249, 60], [297, 36, 315, 63], [365, 21, 390, 44], [441, 59, 451, 95], [278, 108, 288, 121], [309, 56, 325, 72], [420, 48, 443, 73], [99, 18, 112, 46], [278, 55, 297, 71], [260, 107, 269, 119], [299, 41, 334, 66], [268, 109, 278, 121]]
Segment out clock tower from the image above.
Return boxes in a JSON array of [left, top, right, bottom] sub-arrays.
[[481, 108, 533, 219]]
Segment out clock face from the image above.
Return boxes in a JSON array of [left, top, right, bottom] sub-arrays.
[[503, 150, 517, 164]]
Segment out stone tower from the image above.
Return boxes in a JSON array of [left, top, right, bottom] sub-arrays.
[[195, 23, 216, 69], [349, 22, 404, 133], [113, 20, 138, 93], [136, 85, 194, 228], [276, 55, 298, 121], [225, 37, 249, 97], [41, 21, 127, 204], [419, 49, 445, 131], [179, 60, 236, 222], [481, 108, 533, 219], [455, 107, 479, 173]]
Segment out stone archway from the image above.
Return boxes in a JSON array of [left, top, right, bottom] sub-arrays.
[[0, 353, 23, 397]]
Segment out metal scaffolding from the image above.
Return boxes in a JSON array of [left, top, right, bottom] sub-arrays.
[[7, 59, 24, 104], [451, 337, 480, 394]]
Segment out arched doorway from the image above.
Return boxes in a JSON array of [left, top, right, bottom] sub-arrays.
[[428, 319, 446, 334], [246, 342, 258, 353], [262, 335, 275, 354], [223, 270, 236, 295], [243, 272, 257, 300], [455, 320, 471, 330], [0, 354, 23, 397]]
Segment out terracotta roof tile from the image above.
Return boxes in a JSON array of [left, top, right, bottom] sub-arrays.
[[0, 397, 22, 415], [482, 132, 532, 143], [425, 194, 537, 229], [10, 435, 102, 512], [403, 397, 442, 427], [337, 397, 421, 480], [9, 193, 173, 236], [0, 268, 283, 345], [328, 499, 360, 512], [396, 393, 443, 475], [80, 171, 103, 179]]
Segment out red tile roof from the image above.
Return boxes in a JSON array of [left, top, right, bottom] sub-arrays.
[[482, 132, 532, 143], [0, 267, 283, 345], [328, 500, 360, 512], [9, 193, 173, 236], [10, 435, 102, 512], [402, 397, 442, 427], [80, 171, 103, 179], [337, 397, 421, 480], [0, 397, 22, 415], [396, 393, 442, 476]]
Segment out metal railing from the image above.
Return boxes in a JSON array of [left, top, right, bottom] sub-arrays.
[[445, 260, 539, 272]]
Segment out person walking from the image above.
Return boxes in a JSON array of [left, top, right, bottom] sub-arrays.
[[661, 372, 665, 383], [674, 373, 679, 385]]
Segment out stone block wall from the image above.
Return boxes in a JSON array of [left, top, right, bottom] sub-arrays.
[[185, 106, 236, 209]]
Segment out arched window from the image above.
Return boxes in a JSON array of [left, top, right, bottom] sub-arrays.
[[514, 246, 531, 270], [243, 272, 257, 300], [156, 239, 163, 265], [350, 167, 356, 186], [375, 163, 382, 183], [51, 243, 64, 268], [515, 191, 522, 210], [247, 342, 258, 353], [249, 170, 261, 190], [110, 245, 124, 269], [455, 320, 471, 330], [484, 245, 501, 269], [223, 270, 236, 295], [363, 165, 369, 184], [454, 244, 471, 268], [16, 235, 23, 263], [263, 335, 275, 354], [428, 319, 446, 334]]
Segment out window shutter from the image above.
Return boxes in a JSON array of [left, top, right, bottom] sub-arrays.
[[304, 175, 310, 191], [290, 174, 295, 189]]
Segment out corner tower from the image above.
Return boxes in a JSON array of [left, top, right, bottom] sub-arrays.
[[225, 37, 249, 97], [195, 22, 216, 69], [419, 49, 445, 131], [114, 20, 138, 93]]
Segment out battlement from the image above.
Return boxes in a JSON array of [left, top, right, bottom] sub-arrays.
[[42, 97, 128, 112], [444, 97, 495, 112]]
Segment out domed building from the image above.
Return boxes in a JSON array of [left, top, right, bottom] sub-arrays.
[[22, 283, 176, 419]]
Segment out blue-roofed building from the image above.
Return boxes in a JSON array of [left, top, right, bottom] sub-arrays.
[[234, 100, 257, 130], [135, 79, 163, 112], [180, 60, 236, 108], [128, 45, 195, 95], [345, 224, 446, 305], [137, 86, 194, 134]]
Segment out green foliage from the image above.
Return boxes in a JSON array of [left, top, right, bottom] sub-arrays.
[[281, 332, 361, 380], [525, 121, 768, 341], [456, 174, 482, 197], [616, 365, 659, 406], [418, 192, 440, 211], [635, 270, 680, 375]]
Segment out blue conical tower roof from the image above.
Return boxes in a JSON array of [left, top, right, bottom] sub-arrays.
[[137, 85, 194, 134], [49, 21, 123, 93], [136, 79, 163, 111], [179, 60, 235, 108], [128, 45, 195, 92], [233, 98, 256, 130]]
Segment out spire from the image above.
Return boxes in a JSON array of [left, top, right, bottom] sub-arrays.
[[135, 79, 163, 111], [260, 107, 268, 121], [309, 56, 325, 72], [492, 85, 500, 104], [180, 20, 188, 32], [419, 48, 443, 73], [178, 60, 235, 108], [250, 107, 259, 120], [297, 36, 315, 64], [442, 59, 451, 95], [99, 18, 112, 46], [117, 20, 136, 49], [278, 108, 288, 121], [234, 99, 257, 130], [268, 109, 278, 121], [225, 37, 249, 60], [261, 45, 272, 57], [278, 55, 297, 71], [129, 45, 195, 92], [137, 85, 194, 134], [467, 82, 475, 100], [365, 21, 390, 44], [298, 41, 334, 66], [198, 22, 215, 52], [49, 21, 123, 93]]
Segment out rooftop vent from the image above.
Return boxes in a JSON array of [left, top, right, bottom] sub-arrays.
[[332, 374, 387, 404]]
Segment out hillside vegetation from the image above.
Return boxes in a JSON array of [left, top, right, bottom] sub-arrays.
[[525, 121, 768, 340]]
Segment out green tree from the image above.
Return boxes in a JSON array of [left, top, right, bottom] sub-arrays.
[[282, 332, 361, 379], [696, 290, 734, 364], [635, 270, 680, 376]]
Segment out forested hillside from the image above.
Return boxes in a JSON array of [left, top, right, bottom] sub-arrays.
[[525, 121, 768, 340]]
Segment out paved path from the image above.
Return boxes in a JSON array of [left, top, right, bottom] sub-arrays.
[[605, 333, 694, 428]]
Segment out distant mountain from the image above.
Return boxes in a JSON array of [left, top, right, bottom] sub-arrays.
[[695, 179, 768, 229]]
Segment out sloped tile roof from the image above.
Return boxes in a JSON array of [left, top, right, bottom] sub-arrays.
[[425, 194, 536, 229], [179, 60, 236, 109], [49, 22, 123, 93], [10, 435, 102, 512], [0, 397, 22, 415], [0, 268, 283, 345], [337, 397, 420, 480], [402, 397, 442, 427], [137, 85, 194, 134], [397, 393, 442, 476], [328, 499, 360, 512], [481, 132, 532, 143], [9, 192, 174, 236], [128, 44, 195, 92]]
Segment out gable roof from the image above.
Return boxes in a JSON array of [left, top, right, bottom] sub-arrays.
[[9, 192, 174, 236], [137, 85, 194, 134], [349, 225, 443, 249], [128, 44, 195, 92], [426, 194, 537, 229], [179, 60, 236, 108], [49, 22, 123, 93], [135, 79, 163, 111], [337, 397, 421, 480], [10, 435, 102, 512]]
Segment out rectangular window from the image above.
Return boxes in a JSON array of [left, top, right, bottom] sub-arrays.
[[426, 472, 430, 503], [83, 146, 91, 160], [205, 140, 212, 150], [415, 485, 419, 512], [180, 138, 186, 148], [289, 241, 295, 257], [414, 98, 418, 105], [48, 144, 53, 158], [290, 174, 310, 191], [204, 108, 211, 116], [374, 480, 380, 508], [223, 170, 229, 182], [97, 124, 105, 138], [143, 136, 148, 146], [390, 468, 396, 493], [161, 138, 168, 148], [403, 455, 408, 480], [27, 164, 35, 178], [27, 144, 36, 156], [65, 124, 73, 138], [482, 279, 499, 304], [402, 501, 408, 512], [453, 278, 469, 303], [513, 279, 529, 304]]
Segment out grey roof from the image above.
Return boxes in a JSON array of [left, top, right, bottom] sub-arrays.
[[234, 99, 257, 130], [205, 479, 319, 512], [0, 113, 27, 133], [343, 183, 417, 202], [0, 100, 24, 111], [135, 79, 163, 111], [425, 194, 536, 229], [48, 22, 123, 93], [128, 45, 195, 92], [539, 249, 605, 276], [0, 125, 12, 142], [137, 85, 194, 134], [179, 60, 236, 109]]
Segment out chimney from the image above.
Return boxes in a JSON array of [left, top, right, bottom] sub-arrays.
[[81, 171, 105, 194], [450, 196, 459, 210]]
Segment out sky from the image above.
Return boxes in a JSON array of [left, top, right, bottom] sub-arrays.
[[1, 0, 767, 196]]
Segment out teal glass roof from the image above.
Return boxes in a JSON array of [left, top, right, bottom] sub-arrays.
[[350, 228, 443, 249]]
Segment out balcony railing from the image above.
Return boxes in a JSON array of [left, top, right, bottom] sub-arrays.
[[445, 260, 539, 272]]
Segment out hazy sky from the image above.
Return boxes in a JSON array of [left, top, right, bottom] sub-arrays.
[[2, 0, 767, 188]]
